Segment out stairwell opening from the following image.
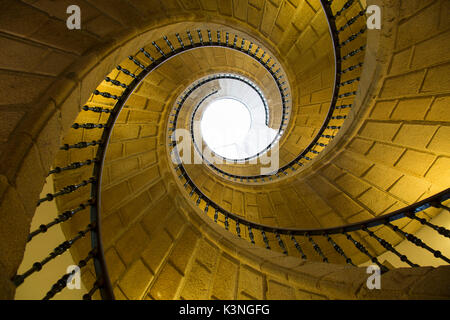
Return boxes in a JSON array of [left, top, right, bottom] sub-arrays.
[[3, 0, 450, 302], [200, 98, 252, 160]]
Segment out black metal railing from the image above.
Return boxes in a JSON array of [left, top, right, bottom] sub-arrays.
[[174, 153, 450, 272], [169, 0, 368, 183], [11, 27, 296, 300], [13, 0, 449, 302], [169, 0, 449, 273]]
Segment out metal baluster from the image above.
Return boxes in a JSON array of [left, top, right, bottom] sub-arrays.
[[259, 51, 266, 63], [224, 214, 229, 230], [152, 41, 166, 57], [82, 105, 112, 113], [61, 140, 102, 151], [116, 65, 137, 78], [247, 42, 253, 55], [214, 208, 219, 223], [140, 48, 155, 62], [337, 10, 366, 33], [340, 62, 363, 74], [128, 55, 145, 69], [294, 160, 304, 167], [331, 115, 347, 120], [207, 29, 212, 45], [339, 27, 367, 47], [163, 36, 175, 53], [315, 142, 327, 147], [217, 30, 221, 44], [431, 201, 450, 212], [236, 221, 241, 237], [254, 47, 260, 57], [291, 236, 307, 260], [338, 77, 360, 87], [28, 200, 94, 242], [386, 222, 450, 264], [104, 76, 128, 88], [405, 212, 450, 238], [261, 230, 271, 249], [344, 232, 388, 273], [307, 233, 328, 262], [338, 91, 357, 98], [276, 233, 287, 254], [362, 227, 419, 267], [204, 202, 209, 214], [325, 234, 354, 265], [37, 178, 96, 206], [248, 226, 255, 244], [187, 30, 194, 46], [175, 33, 184, 49], [83, 281, 100, 300], [335, 0, 354, 17], [197, 29, 203, 45], [342, 45, 366, 60], [48, 159, 97, 175], [335, 104, 352, 109], [270, 62, 277, 72], [72, 123, 107, 130], [43, 250, 95, 300], [93, 90, 118, 100]]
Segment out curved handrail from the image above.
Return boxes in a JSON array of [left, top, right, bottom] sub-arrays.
[[174, 145, 450, 270], [14, 1, 449, 301], [68, 30, 292, 299], [176, 161, 450, 236], [85, 31, 293, 299], [170, 0, 367, 183], [170, 1, 450, 270], [13, 28, 293, 300]]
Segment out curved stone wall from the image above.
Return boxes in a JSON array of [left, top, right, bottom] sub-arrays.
[[1, 0, 449, 300]]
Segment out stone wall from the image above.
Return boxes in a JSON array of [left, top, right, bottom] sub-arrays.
[[1, 0, 450, 299], [0, 0, 333, 298], [106, 186, 450, 300], [160, 0, 450, 266]]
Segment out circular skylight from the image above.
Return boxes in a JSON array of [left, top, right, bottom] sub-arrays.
[[200, 98, 252, 159]]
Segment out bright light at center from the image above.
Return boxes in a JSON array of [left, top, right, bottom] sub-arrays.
[[201, 98, 251, 158]]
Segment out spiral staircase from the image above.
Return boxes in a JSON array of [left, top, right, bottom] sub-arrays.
[[0, 0, 449, 300]]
